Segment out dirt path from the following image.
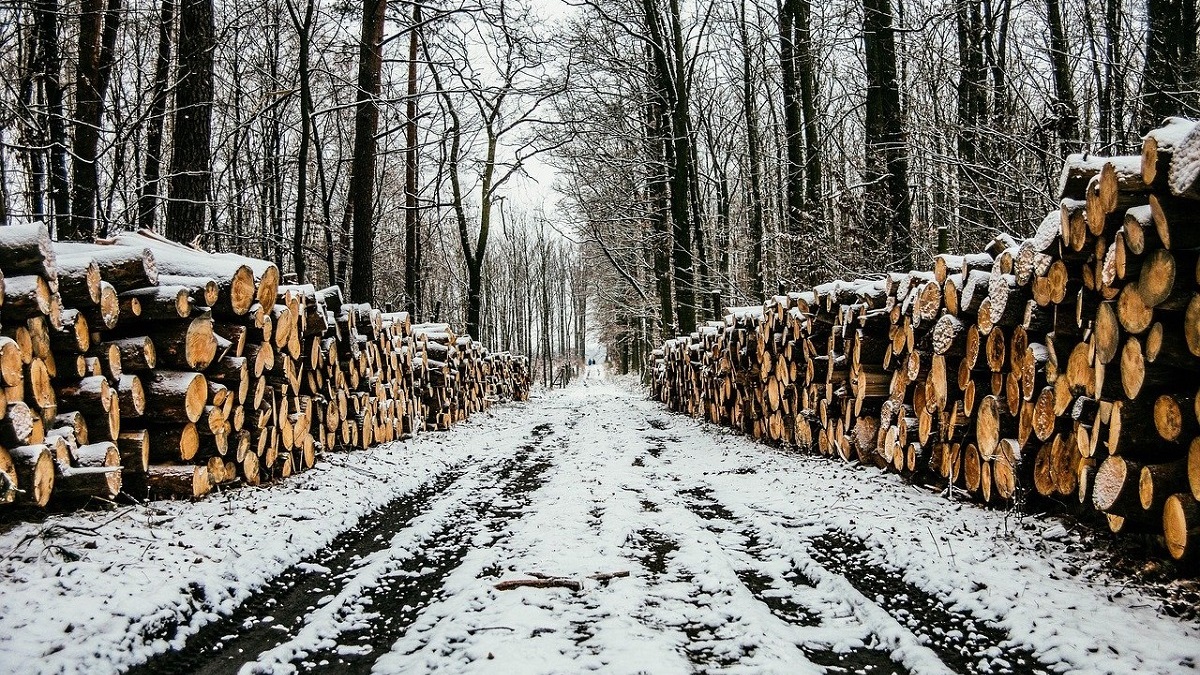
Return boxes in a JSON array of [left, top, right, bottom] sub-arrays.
[[3, 381, 1194, 674]]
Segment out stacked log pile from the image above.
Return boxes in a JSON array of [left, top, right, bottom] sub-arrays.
[[652, 116, 1200, 566], [0, 228, 530, 507]]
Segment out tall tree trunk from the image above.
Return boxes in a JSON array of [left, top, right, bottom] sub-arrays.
[[19, 16, 45, 220], [67, 0, 120, 240], [37, 0, 70, 235], [167, 0, 214, 243], [1102, 0, 1126, 148], [1141, 0, 1200, 131], [794, 0, 821, 209], [94, 0, 121, 235], [138, 0, 174, 232], [65, 0, 103, 240], [287, 0, 314, 282], [956, 0, 991, 231], [1044, 0, 1080, 152], [646, 70, 674, 337], [404, 2, 423, 318], [779, 0, 803, 235], [662, 0, 700, 331], [863, 0, 912, 271], [739, 0, 765, 299], [346, 0, 386, 302]]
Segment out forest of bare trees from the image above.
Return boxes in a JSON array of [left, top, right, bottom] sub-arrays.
[[555, 0, 1200, 371], [0, 0, 1197, 376]]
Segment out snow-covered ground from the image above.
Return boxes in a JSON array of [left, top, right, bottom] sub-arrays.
[[0, 378, 1197, 674]]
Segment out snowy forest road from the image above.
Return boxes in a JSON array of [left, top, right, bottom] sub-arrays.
[[2, 380, 1199, 674]]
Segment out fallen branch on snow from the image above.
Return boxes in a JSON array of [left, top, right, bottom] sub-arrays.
[[495, 577, 582, 591]]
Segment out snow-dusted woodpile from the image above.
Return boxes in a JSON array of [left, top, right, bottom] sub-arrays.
[[651, 116, 1200, 565], [0, 228, 530, 506]]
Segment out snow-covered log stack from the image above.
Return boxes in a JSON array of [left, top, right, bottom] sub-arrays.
[[0, 227, 530, 507], [652, 116, 1200, 567]]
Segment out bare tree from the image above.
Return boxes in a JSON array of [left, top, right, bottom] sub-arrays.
[[166, 0, 214, 243]]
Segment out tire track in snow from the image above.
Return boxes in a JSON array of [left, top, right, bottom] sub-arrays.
[[804, 530, 1054, 675], [288, 441, 555, 672], [125, 422, 558, 675], [677, 486, 907, 675], [123, 463, 469, 675], [676, 477, 1056, 674], [239, 423, 557, 673], [640, 400, 1058, 675]]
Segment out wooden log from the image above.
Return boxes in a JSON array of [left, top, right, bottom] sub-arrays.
[[0, 336, 23, 389], [9, 444, 54, 506], [56, 376, 111, 418], [1167, 119, 1200, 200], [0, 222, 56, 280], [144, 371, 208, 423], [80, 280, 120, 329], [147, 423, 200, 462], [1191, 437, 1200, 501], [113, 230, 272, 312], [54, 243, 158, 292], [0, 447, 17, 504], [146, 464, 210, 498], [1163, 493, 1200, 563], [1094, 455, 1142, 514], [50, 309, 90, 354], [1140, 459, 1189, 512], [1151, 392, 1196, 444], [3, 274, 52, 320], [1138, 248, 1192, 309], [1150, 193, 1200, 250], [116, 374, 147, 418], [1143, 117, 1195, 189], [1117, 284, 1153, 335], [119, 285, 195, 320], [1107, 397, 1160, 456], [103, 336, 157, 372], [54, 254, 102, 306], [117, 430, 150, 473], [158, 274, 220, 307], [1059, 154, 1109, 199], [54, 466, 121, 500], [147, 314, 218, 370]]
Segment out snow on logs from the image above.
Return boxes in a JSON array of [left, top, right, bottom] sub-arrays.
[[651, 117, 1200, 567], [0, 227, 530, 508]]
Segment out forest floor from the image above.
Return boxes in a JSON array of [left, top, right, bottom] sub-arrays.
[[1, 375, 1199, 674]]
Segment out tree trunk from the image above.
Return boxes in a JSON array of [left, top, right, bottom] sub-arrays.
[[779, 0, 802, 238], [646, 62, 674, 337], [138, 0, 174, 232], [37, 0, 70, 235], [646, 0, 696, 334], [346, 0, 386, 303], [794, 0, 822, 210], [1140, 0, 1200, 131], [18, 16, 45, 220], [739, 0, 765, 299], [66, 0, 104, 241], [863, 0, 912, 271], [288, 0, 314, 283], [167, 0, 214, 244], [67, 0, 121, 241], [405, 2, 423, 318], [1044, 0, 1080, 152]]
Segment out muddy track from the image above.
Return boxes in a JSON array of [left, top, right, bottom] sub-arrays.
[[627, 525, 747, 670], [806, 532, 1054, 675], [678, 486, 905, 674], [127, 422, 558, 675], [124, 464, 467, 675], [295, 443, 554, 673]]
